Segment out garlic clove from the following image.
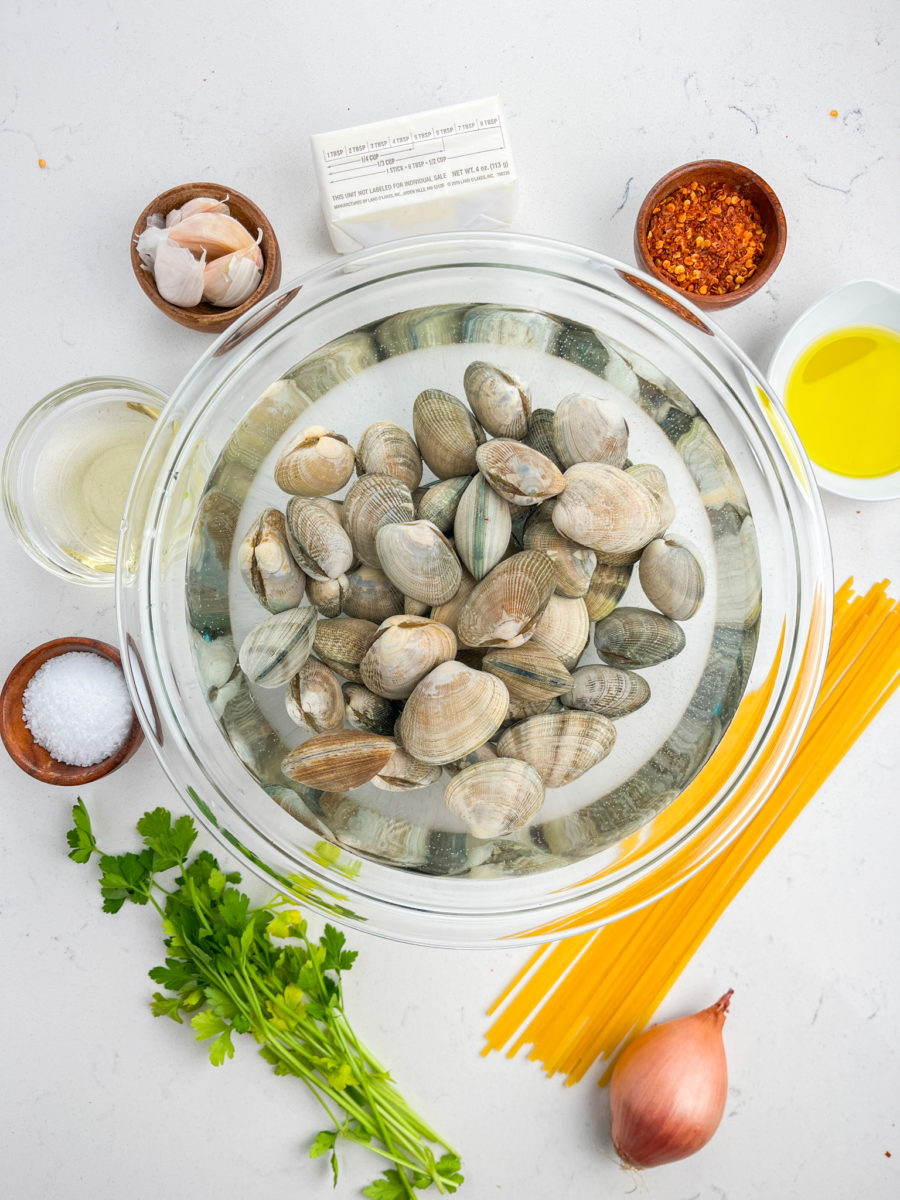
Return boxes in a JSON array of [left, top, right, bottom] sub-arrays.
[[166, 195, 231, 226], [145, 212, 166, 230], [135, 225, 170, 269], [166, 212, 258, 259], [202, 244, 263, 307], [152, 238, 207, 308]]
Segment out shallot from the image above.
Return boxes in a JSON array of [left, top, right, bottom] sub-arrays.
[[609, 989, 733, 1168]]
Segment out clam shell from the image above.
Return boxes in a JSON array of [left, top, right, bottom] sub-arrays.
[[412, 389, 486, 478], [593, 606, 686, 667], [372, 746, 442, 791], [561, 664, 651, 718], [552, 390, 629, 469], [503, 695, 563, 723], [627, 462, 676, 536], [306, 573, 348, 618], [444, 758, 545, 838], [429, 568, 477, 636], [342, 682, 400, 735], [638, 536, 705, 620], [453, 474, 513, 581], [523, 519, 597, 598], [416, 475, 471, 533], [375, 520, 462, 606], [274, 425, 356, 496], [342, 474, 415, 568], [475, 439, 566, 507], [285, 498, 354, 581], [359, 615, 458, 699], [528, 594, 591, 670], [584, 561, 633, 622], [398, 661, 509, 765], [462, 360, 531, 438], [238, 508, 306, 613], [313, 617, 379, 682], [355, 421, 423, 491], [497, 711, 617, 788], [482, 643, 574, 704], [403, 595, 430, 616], [285, 658, 346, 732], [282, 730, 395, 790], [342, 566, 405, 623], [552, 463, 661, 555], [456, 550, 555, 648], [523, 407, 562, 468], [238, 605, 317, 688]]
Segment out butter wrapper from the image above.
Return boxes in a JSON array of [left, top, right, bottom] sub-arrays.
[[311, 97, 517, 254]]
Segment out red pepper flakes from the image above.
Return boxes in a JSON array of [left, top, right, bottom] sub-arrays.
[[646, 180, 767, 297], [38, 158, 47, 168], [829, 109, 839, 118]]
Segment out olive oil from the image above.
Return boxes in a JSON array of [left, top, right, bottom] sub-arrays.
[[784, 325, 900, 478]]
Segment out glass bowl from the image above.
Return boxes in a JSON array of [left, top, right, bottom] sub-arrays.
[[3, 376, 166, 584], [117, 232, 831, 947]]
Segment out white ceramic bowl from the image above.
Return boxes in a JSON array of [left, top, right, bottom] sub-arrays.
[[768, 279, 900, 501]]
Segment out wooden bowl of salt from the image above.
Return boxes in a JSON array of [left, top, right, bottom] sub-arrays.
[[0, 638, 144, 785]]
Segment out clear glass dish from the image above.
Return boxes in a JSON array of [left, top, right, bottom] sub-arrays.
[[117, 232, 831, 947]]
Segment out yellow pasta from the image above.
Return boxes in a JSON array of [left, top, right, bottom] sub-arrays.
[[484, 580, 900, 1085]]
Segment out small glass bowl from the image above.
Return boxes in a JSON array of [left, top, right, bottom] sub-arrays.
[[2, 376, 167, 585]]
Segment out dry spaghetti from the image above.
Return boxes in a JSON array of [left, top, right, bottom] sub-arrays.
[[484, 579, 900, 1085]]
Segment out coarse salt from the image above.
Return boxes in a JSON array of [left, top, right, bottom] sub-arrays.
[[22, 651, 133, 767]]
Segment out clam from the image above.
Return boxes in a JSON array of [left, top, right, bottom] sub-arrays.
[[444, 758, 544, 838], [529, 594, 591, 669], [313, 617, 379, 682], [285, 498, 354, 581], [412, 389, 485, 478], [306, 573, 348, 618], [372, 746, 442, 791], [626, 463, 676, 536], [342, 474, 415, 568], [456, 550, 555, 648], [584, 561, 632, 622], [317, 792, 429, 867], [475, 439, 565, 506], [552, 390, 629, 469], [342, 566, 405, 623], [482, 643, 573, 704], [343, 682, 400, 736], [282, 730, 395, 790], [375, 520, 462, 606], [359, 615, 458, 699], [561, 664, 651, 718], [238, 605, 317, 688], [463, 360, 531, 438], [497, 711, 616, 787], [523, 519, 597, 598], [285, 658, 346, 733], [638, 536, 705, 620], [403, 595, 430, 616], [416, 475, 471, 533], [551, 463, 661, 555], [453, 474, 513, 581], [504, 695, 563, 723], [355, 421, 423, 491], [274, 425, 355, 496], [593, 606, 686, 668], [429, 567, 477, 636], [398, 661, 509, 764], [238, 508, 306, 613], [523, 407, 562, 468]]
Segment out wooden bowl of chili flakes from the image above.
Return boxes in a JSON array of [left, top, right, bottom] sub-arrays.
[[634, 160, 786, 310]]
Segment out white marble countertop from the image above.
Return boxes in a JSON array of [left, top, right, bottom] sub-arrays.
[[2, 2, 898, 1198]]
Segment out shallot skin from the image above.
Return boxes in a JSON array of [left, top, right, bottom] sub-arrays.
[[609, 990, 732, 1168]]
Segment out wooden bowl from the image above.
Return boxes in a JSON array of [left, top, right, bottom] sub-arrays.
[[634, 160, 787, 311], [0, 638, 144, 785], [130, 182, 282, 334]]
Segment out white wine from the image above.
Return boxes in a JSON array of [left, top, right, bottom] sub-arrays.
[[34, 399, 160, 573]]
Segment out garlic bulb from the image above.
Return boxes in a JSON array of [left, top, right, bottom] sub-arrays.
[[167, 212, 258, 259], [152, 238, 207, 307], [202, 244, 263, 307]]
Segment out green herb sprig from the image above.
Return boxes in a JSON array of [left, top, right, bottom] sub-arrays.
[[67, 800, 463, 1199]]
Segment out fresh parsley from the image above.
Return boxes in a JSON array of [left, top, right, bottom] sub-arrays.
[[68, 800, 463, 1197]]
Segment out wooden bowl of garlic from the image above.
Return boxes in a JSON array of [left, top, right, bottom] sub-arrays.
[[130, 182, 282, 334]]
